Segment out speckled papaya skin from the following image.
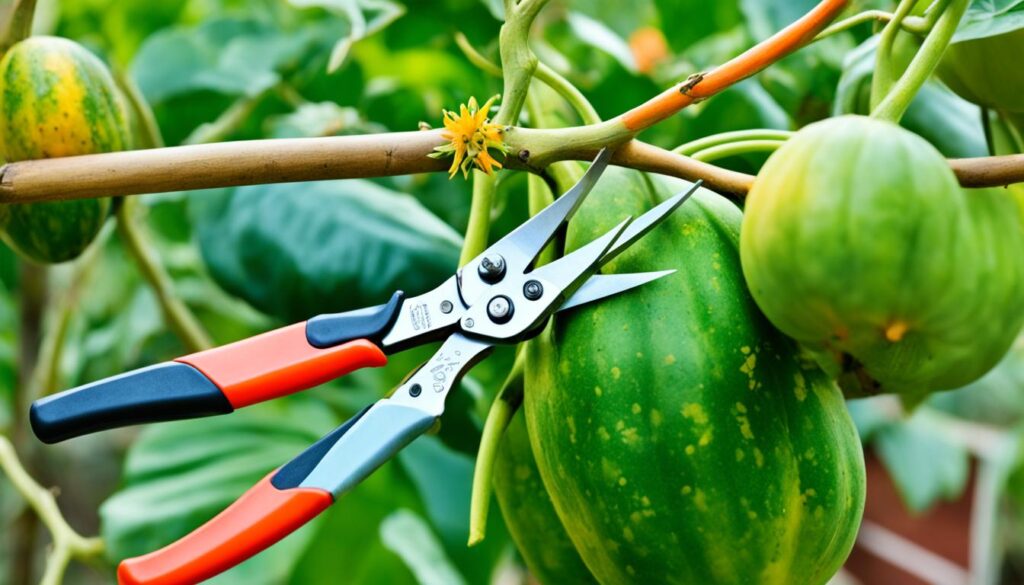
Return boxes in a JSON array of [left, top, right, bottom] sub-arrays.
[[524, 168, 865, 585], [493, 410, 598, 585], [740, 116, 1024, 401], [0, 36, 131, 263]]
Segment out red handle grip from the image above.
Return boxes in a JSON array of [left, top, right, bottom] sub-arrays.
[[117, 474, 333, 585], [178, 323, 387, 408]]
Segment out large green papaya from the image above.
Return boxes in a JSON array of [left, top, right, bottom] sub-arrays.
[[741, 116, 1024, 402], [0, 36, 132, 263], [524, 168, 865, 585], [493, 409, 598, 585]]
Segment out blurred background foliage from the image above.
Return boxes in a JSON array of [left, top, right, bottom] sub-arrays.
[[0, 0, 1021, 583]]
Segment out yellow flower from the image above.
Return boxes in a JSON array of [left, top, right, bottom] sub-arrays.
[[430, 95, 509, 178]]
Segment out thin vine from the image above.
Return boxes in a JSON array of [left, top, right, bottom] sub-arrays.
[[0, 436, 105, 585]]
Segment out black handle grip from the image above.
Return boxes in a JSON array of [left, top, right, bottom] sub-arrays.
[[30, 362, 232, 444], [305, 291, 404, 348]]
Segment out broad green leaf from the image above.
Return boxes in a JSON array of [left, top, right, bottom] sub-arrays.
[[955, 0, 1024, 42], [846, 398, 895, 442], [398, 435, 511, 584], [928, 336, 1024, 427], [288, 0, 406, 72], [267, 102, 384, 138], [288, 459, 420, 585], [191, 180, 462, 323], [874, 412, 971, 514], [571, 0, 658, 40], [380, 509, 468, 585], [653, 0, 743, 53], [834, 36, 988, 158], [739, 0, 822, 41], [131, 17, 338, 104], [566, 12, 637, 72], [100, 398, 338, 583]]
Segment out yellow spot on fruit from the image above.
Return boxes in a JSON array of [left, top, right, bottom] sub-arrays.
[[615, 420, 625, 431], [641, 496, 651, 507], [885, 321, 909, 342], [630, 511, 642, 524], [740, 353, 757, 375], [735, 402, 747, 414], [621, 427, 640, 446], [650, 409, 663, 428], [597, 427, 611, 441], [735, 449, 745, 462], [736, 414, 754, 440], [611, 366, 622, 379], [567, 416, 577, 444], [698, 430, 712, 447], [664, 354, 677, 366], [740, 346, 751, 355], [794, 371, 808, 402], [682, 403, 709, 425], [631, 403, 642, 415], [623, 527, 636, 542], [681, 485, 692, 495], [618, 477, 628, 487], [754, 448, 764, 468], [685, 445, 696, 455], [594, 385, 603, 397], [694, 489, 708, 511]]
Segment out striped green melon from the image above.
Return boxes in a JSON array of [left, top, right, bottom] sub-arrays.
[[524, 168, 865, 584], [0, 36, 131, 263], [741, 116, 1024, 402], [493, 409, 598, 585]]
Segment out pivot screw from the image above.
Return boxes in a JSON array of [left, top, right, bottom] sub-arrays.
[[440, 300, 453, 314], [523, 280, 544, 300], [487, 295, 514, 324], [477, 254, 507, 284], [465, 318, 475, 328], [409, 384, 422, 397]]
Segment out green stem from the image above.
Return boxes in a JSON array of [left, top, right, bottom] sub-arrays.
[[814, 10, 932, 41], [467, 350, 525, 546], [673, 129, 793, 156], [872, 0, 969, 124], [116, 198, 213, 352], [689, 140, 786, 163], [454, 31, 601, 129], [870, 0, 918, 111], [116, 71, 165, 149], [183, 86, 273, 146], [534, 64, 601, 127], [492, 0, 548, 125], [459, 170, 497, 267], [0, 435, 105, 585]]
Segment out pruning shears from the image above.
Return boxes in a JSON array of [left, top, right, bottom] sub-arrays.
[[29, 149, 700, 585]]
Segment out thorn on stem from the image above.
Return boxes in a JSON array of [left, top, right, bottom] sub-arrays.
[[679, 72, 706, 96]]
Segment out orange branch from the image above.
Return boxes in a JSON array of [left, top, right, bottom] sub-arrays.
[[619, 0, 851, 132]]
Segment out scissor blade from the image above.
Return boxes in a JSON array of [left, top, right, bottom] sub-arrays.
[[558, 271, 675, 312], [478, 148, 612, 270], [530, 216, 631, 296], [599, 181, 702, 268]]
